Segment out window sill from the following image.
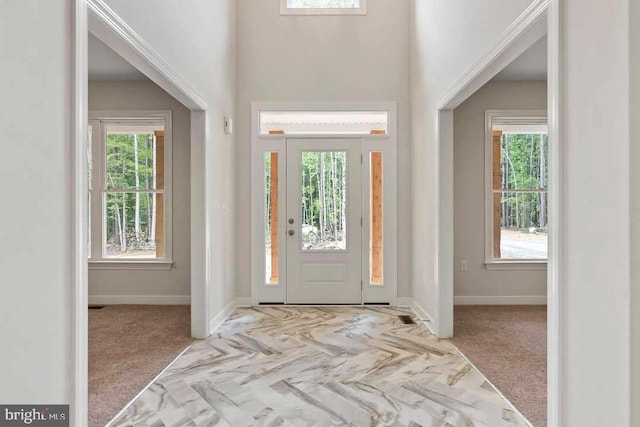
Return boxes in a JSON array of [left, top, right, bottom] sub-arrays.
[[89, 260, 174, 271], [484, 261, 547, 271]]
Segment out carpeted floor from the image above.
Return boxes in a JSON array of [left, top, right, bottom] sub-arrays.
[[88, 305, 193, 427], [451, 305, 547, 427]]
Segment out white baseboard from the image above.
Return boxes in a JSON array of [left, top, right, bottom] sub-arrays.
[[393, 297, 437, 335], [89, 295, 190, 305], [454, 295, 547, 305], [208, 298, 253, 334], [208, 299, 237, 334]]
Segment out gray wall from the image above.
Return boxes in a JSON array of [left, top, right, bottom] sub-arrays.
[[631, 0, 640, 422], [0, 0, 74, 403], [454, 81, 547, 300], [88, 81, 191, 297], [235, 0, 411, 298], [103, 1, 237, 330]]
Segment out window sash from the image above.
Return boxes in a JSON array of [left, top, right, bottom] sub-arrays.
[[88, 112, 172, 263], [485, 110, 548, 264]]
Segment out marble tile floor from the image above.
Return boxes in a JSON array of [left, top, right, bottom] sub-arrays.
[[109, 306, 530, 427]]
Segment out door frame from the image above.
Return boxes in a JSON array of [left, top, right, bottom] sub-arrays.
[[432, 0, 563, 425], [86, 1, 211, 339], [72, 2, 213, 424], [250, 102, 398, 305]]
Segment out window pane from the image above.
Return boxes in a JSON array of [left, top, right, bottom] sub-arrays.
[[287, 0, 360, 8], [105, 124, 165, 190], [370, 152, 383, 285], [104, 192, 164, 259], [265, 153, 279, 284], [496, 132, 548, 190], [301, 151, 347, 251], [496, 191, 548, 259], [260, 111, 387, 135]]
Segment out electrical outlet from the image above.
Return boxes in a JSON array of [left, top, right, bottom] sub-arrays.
[[461, 260, 468, 271]]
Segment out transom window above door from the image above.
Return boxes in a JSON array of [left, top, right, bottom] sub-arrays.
[[259, 110, 387, 135], [280, 0, 367, 15]]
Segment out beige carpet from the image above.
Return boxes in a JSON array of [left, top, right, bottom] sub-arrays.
[[88, 305, 193, 427], [451, 305, 547, 427]]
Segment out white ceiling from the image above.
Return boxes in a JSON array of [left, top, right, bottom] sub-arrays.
[[88, 33, 148, 81], [493, 35, 547, 81]]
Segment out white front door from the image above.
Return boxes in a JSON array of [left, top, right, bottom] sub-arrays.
[[286, 139, 362, 304]]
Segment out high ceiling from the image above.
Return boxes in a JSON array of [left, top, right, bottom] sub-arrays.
[[88, 33, 147, 81], [87, 31, 546, 83], [493, 35, 547, 81]]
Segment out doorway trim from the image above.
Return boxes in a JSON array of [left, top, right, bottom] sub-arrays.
[[73, 1, 213, 424], [435, 0, 549, 338], [86, 0, 210, 339], [72, 1, 88, 424], [433, 0, 562, 426], [250, 102, 398, 306]]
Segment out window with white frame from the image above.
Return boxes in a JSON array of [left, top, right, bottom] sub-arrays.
[[88, 111, 172, 265], [259, 110, 388, 135], [485, 111, 548, 265], [280, 0, 366, 15]]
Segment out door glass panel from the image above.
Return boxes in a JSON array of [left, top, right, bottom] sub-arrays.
[[301, 151, 347, 251], [370, 152, 383, 284], [265, 152, 279, 284]]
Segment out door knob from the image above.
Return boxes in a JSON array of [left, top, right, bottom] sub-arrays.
[[288, 218, 294, 224], [288, 230, 295, 236]]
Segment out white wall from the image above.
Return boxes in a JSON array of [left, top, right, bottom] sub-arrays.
[[0, 0, 73, 403], [560, 0, 631, 425], [412, 0, 634, 423], [454, 81, 547, 301], [409, 0, 535, 333], [88, 81, 191, 299], [235, 0, 411, 299], [102, 0, 237, 322], [632, 0, 640, 423]]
